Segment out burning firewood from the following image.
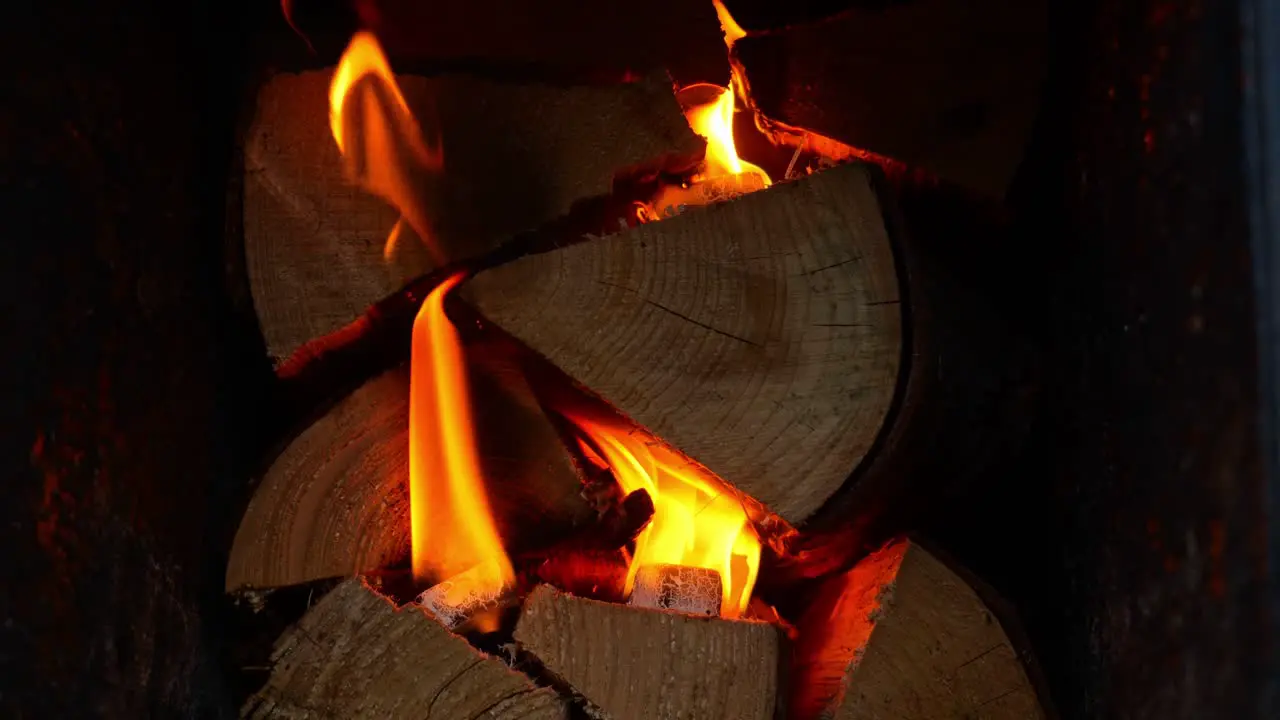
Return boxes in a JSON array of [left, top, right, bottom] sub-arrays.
[[732, 0, 1048, 196], [463, 162, 901, 525], [243, 578, 565, 719], [225, 335, 592, 592], [790, 538, 1050, 719], [515, 584, 782, 720], [415, 559, 516, 631], [244, 66, 703, 361], [629, 564, 721, 617]]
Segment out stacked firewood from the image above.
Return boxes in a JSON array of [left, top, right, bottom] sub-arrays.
[[227, 0, 1051, 717]]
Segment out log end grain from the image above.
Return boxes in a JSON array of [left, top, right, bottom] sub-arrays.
[[226, 355, 591, 592], [791, 539, 1049, 720], [245, 68, 703, 361], [243, 578, 565, 719], [516, 584, 782, 720], [465, 162, 902, 525]]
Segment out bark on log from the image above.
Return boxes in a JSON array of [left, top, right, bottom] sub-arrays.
[[515, 584, 782, 720], [226, 335, 590, 592], [733, 0, 1049, 196], [790, 538, 1049, 720], [245, 68, 702, 361], [464, 162, 902, 524], [242, 578, 565, 719], [281, 0, 729, 86]]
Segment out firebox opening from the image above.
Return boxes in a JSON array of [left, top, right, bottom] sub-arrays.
[[11, 0, 1274, 717]]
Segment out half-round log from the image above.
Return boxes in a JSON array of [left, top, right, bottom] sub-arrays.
[[244, 68, 702, 361], [790, 538, 1051, 719], [226, 341, 591, 591], [463, 162, 902, 524]]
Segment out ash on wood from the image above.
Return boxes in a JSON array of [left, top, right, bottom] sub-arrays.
[[226, 340, 590, 591], [464, 162, 901, 524], [733, 0, 1048, 196], [243, 578, 565, 719], [515, 584, 781, 720], [790, 538, 1048, 720], [630, 564, 721, 617], [245, 68, 702, 360]]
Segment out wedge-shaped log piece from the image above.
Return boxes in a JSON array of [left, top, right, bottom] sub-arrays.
[[733, 0, 1048, 196], [243, 578, 565, 719], [515, 584, 781, 720], [226, 345, 590, 591], [791, 538, 1049, 720], [245, 69, 702, 360], [465, 162, 901, 524]]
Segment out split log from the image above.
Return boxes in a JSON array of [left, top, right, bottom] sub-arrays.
[[243, 578, 565, 719], [245, 68, 702, 361], [225, 334, 591, 592], [790, 538, 1049, 720], [281, 0, 729, 86], [464, 162, 902, 524], [515, 584, 782, 720], [733, 0, 1049, 196]]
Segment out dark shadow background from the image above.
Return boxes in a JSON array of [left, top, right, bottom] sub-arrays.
[[1, 0, 1276, 716]]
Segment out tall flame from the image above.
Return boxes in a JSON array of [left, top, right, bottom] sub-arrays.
[[409, 272, 514, 591], [329, 31, 444, 264], [329, 33, 511, 597], [564, 409, 761, 618]]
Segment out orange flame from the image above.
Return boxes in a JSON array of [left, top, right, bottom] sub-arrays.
[[564, 409, 761, 618], [330, 31, 444, 264], [409, 271, 514, 595], [645, 0, 768, 220], [713, 0, 747, 47], [683, 82, 770, 185], [687, 0, 767, 186]]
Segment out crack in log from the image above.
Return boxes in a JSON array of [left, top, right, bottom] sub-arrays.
[[468, 687, 539, 719], [425, 656, 485, 717], [595, 280, 762, 348], [806, 256, 863, 274]]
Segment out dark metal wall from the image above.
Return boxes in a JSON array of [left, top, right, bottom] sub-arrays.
[[931, 0, 1280, 716], [0, 0, 269, 715]]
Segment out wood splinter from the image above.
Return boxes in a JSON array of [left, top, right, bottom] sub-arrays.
[[516, 584, 781, 720], [243, 578, 565, 719]]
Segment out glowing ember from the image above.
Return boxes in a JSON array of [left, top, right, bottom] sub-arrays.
[[409, 272, 514, 598], [329, 31, 443, 263], [564, 409, 761, 618]]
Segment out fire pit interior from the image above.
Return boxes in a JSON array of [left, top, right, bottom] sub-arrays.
[[7, 0, 1276, 717]]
